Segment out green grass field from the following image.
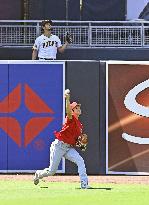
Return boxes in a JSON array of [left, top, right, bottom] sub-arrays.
[[0, 180, 149, 205]]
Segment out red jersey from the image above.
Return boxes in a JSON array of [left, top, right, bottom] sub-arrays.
[[54, 115, 83, 145]]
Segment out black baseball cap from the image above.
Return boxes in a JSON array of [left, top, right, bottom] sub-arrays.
[[41, 20, 53, 27]]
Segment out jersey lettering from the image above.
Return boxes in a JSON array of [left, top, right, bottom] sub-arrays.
[[43, 41, 57, 48]]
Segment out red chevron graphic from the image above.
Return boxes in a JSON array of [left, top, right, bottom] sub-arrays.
[[0, 83, 55, 147], [0, 84, 21, 113], [24, 117, 54, 147], [0, 117, 21, 147], [25, 84, 54, 114]]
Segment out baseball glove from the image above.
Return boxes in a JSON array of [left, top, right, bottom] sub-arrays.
[[76, 134, 88, 151], [66, 32, 73, 44]]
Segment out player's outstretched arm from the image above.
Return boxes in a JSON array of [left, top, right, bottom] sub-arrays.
[[65, 89, 72, 119]]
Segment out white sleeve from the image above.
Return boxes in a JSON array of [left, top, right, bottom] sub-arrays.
[[57, 37, 62, 48], [32, 37, 40, 50]]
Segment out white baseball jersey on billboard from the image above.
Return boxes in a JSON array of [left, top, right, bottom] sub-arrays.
[[33, 34, 62, 59]]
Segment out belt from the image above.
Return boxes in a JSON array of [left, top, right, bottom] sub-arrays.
[[39, 58, 55, 60], [55, 139, 72, 148], [62, 141, 73, 148]]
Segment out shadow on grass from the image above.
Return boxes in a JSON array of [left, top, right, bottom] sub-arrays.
[[75, 187, 112, 190], [40, 186, 112, 190]]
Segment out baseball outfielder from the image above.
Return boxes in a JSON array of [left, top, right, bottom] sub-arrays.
[[33, 89, 91, 189], [32, 20, 72, 60]]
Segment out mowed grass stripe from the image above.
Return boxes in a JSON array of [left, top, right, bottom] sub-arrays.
[[0, 181, 149, 205]]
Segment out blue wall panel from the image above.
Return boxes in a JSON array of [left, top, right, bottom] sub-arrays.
[[0, 62, 64, 172], [0, 64, 9, 170]]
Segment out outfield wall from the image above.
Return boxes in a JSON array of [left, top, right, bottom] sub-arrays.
[[65, 61, 101, 174], [0, 61, 65, 173], [106, 61, 149, 175], [0, 48, 149, 61], [0, 60, 103, 174], [0, 60, 148, 175]]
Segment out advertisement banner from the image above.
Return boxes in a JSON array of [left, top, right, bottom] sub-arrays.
[[0, 61, 65, 173], [107, 61, 149, 174]]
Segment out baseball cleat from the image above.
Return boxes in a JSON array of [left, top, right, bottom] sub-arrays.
[[81, 185, 92, 189], [81, 181, 92, 189], [33, 171, 40, 185]]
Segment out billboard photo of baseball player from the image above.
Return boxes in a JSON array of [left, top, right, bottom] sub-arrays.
[[33, 89, 91, 189], [32, 20, 72, 60]]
